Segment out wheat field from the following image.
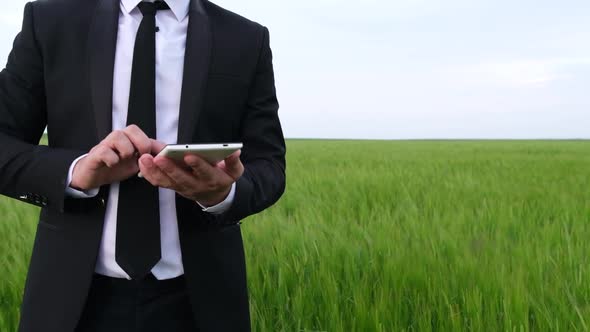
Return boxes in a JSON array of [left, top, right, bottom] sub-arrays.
[[1, 140, 589, 331]]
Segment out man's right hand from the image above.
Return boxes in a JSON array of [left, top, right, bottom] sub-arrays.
[[70, 125, 154, 191]]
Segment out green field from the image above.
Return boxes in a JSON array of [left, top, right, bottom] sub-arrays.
[[1, 140, 589, 331]]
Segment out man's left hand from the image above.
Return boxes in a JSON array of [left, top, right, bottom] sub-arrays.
[[138, 141, 244, 207]]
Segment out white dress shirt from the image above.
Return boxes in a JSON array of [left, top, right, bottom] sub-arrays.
[[65, 0, 235, 280]]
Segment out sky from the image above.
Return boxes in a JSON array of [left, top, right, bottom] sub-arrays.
[[1, 0, 588, 139]]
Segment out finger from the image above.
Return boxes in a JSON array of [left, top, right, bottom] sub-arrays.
[[184, 154, 215, 181], [154, 156, 199, 192], [92, 145, 120, 168], [123, 125, 152, 155], [103, 131, 135, 159], [112, 135, 136, 159], [139, 154, 175, 188], [221, 150, 244, 180], [150, 139, 167, 155], [222, 150, 241, 164]]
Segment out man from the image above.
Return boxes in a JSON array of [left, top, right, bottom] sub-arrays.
[[0, 0, 286, 330]]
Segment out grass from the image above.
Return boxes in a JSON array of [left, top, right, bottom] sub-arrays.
[[1, 140, 589, 331]]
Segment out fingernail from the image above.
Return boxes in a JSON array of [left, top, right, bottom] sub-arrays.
[[185, 155, 197, 164], [141, 157, 153, 167]]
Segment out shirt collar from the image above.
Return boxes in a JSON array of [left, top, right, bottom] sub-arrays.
[[121, 0, 190, 21]]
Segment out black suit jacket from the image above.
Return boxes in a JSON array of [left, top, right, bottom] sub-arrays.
[[0, 0, 286, 331]]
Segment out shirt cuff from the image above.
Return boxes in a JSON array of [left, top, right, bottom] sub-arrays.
[[65, 154, 100, 198], [197, 182, 236, 215]]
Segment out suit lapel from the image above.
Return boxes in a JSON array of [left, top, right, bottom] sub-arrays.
[[177, 0, 212, 144], [88, 0, 119, 141], [87, 0, 210, 143]]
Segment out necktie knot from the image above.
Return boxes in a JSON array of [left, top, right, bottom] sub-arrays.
[[138, 1, 170, 16]]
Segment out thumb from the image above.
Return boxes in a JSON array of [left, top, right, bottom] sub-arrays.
[[221, 150, 244, 180]]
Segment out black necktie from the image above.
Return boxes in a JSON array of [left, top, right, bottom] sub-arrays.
[[116, 1, 170, 280]]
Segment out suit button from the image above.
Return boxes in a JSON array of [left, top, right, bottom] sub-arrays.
[[100, 198, 106, 207]]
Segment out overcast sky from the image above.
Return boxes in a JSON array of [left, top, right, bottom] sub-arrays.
[[1, 0, 588, 139]]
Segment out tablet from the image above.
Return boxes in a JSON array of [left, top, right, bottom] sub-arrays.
[[157, 143, 243, 165]]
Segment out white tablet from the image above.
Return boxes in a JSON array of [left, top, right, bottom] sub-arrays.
[[157, 143, 243, 165]]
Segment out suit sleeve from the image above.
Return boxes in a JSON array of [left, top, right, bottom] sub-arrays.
[[0, 3, 85, 212], [217, 27, 286, 223]]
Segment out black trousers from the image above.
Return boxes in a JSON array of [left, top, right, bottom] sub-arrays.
[[75, 273, 198, 332]]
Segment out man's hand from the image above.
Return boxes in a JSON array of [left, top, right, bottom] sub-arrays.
[[138, 141, 244, 207], [70, 125, 154, 191]]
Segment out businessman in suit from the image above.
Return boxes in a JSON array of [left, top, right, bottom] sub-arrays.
[[0, 0, 286, 331]]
